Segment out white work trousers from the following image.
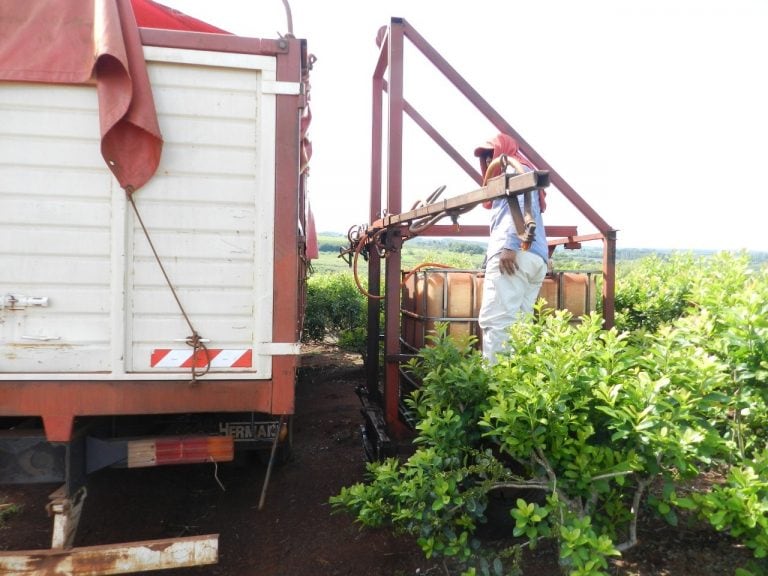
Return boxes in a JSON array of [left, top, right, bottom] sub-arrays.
[[478, 250, 547, 364]]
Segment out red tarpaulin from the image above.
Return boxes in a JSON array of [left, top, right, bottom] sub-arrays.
[[0, 0, 164, 192], [131, 0, 230, 33], [0, 0, 230, 192]]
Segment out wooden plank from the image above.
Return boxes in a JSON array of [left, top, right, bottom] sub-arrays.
[[0, 534, 218, 575]]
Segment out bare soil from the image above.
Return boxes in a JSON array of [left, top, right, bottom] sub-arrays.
[[1, 345, 766, 575]]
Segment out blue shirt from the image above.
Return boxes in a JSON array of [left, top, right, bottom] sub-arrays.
[[486, 186, 548, 264]]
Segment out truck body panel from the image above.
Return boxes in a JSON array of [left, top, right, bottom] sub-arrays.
[[0, 27, 309, 447], [0, 3, 310, 570], [1, 47, 280, 378]]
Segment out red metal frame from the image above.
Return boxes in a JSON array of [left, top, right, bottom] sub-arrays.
[[0, 30, 309, 442], [368, 18, 617, 440]]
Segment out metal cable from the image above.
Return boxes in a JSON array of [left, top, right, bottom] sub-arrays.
[[128, 191, 210, 381]]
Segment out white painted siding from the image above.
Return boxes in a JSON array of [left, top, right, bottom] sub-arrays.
[[0, 84, 113, 373], [0, 47, 280, 379]]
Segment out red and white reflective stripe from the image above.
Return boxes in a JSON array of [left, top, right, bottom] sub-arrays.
[[150, 349, 252, 368]]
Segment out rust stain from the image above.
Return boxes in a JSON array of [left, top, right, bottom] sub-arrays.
[[0, 535, 218, 574], [7, 343, 74, 350]]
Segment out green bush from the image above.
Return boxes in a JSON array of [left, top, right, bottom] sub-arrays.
[[0, 500, 21, 528], [613, 253, 698, 333], [331, 252, 768, 575], [332, 313, 735, 575], [332, 328, 499, 569], [303, 271, 368, 351], [689, 450, 768, 559]]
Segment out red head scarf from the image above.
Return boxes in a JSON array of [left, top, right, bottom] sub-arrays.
[[474, 133, 546, 212]]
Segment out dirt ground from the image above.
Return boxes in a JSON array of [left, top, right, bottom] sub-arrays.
[[1, 346, 766, 575]]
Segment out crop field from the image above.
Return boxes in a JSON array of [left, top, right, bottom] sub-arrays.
[[307, 244, 768, 576]]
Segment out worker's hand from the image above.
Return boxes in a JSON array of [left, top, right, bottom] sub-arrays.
[[499, 248, 519, 275]]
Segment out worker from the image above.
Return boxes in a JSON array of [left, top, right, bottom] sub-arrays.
[[474, 133, 548, 364]]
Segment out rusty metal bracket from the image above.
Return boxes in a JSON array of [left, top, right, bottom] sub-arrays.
[[47, 485, 87, 550], [345, 170, 548, 265], [368, 169, 549, 238], [505, 190, 536, 250], [0, 534, 218, 575], [258, 414, 285, 511]]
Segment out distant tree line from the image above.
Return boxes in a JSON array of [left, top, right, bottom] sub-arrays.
[[408, 238, 486, 256], [315, 232, 766, 266], [316, 236, 486, 256]]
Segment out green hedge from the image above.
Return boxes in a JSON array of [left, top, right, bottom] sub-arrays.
[[330, 253, 768, 576]]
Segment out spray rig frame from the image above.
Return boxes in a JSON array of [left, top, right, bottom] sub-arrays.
[[347, 17, 618, 459]]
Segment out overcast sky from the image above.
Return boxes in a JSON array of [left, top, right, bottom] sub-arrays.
[[161, 0, 767, 252]]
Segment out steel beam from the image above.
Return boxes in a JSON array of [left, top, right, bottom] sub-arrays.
[[0, 534, 218, 575], [369, 171, 549, 233]]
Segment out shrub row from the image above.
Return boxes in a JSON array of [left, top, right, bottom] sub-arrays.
[[329, 253, 768, 576]]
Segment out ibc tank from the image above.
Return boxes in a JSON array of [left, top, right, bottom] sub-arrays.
[[401, 268, 598, 351], [401, 269, 482, 350]]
